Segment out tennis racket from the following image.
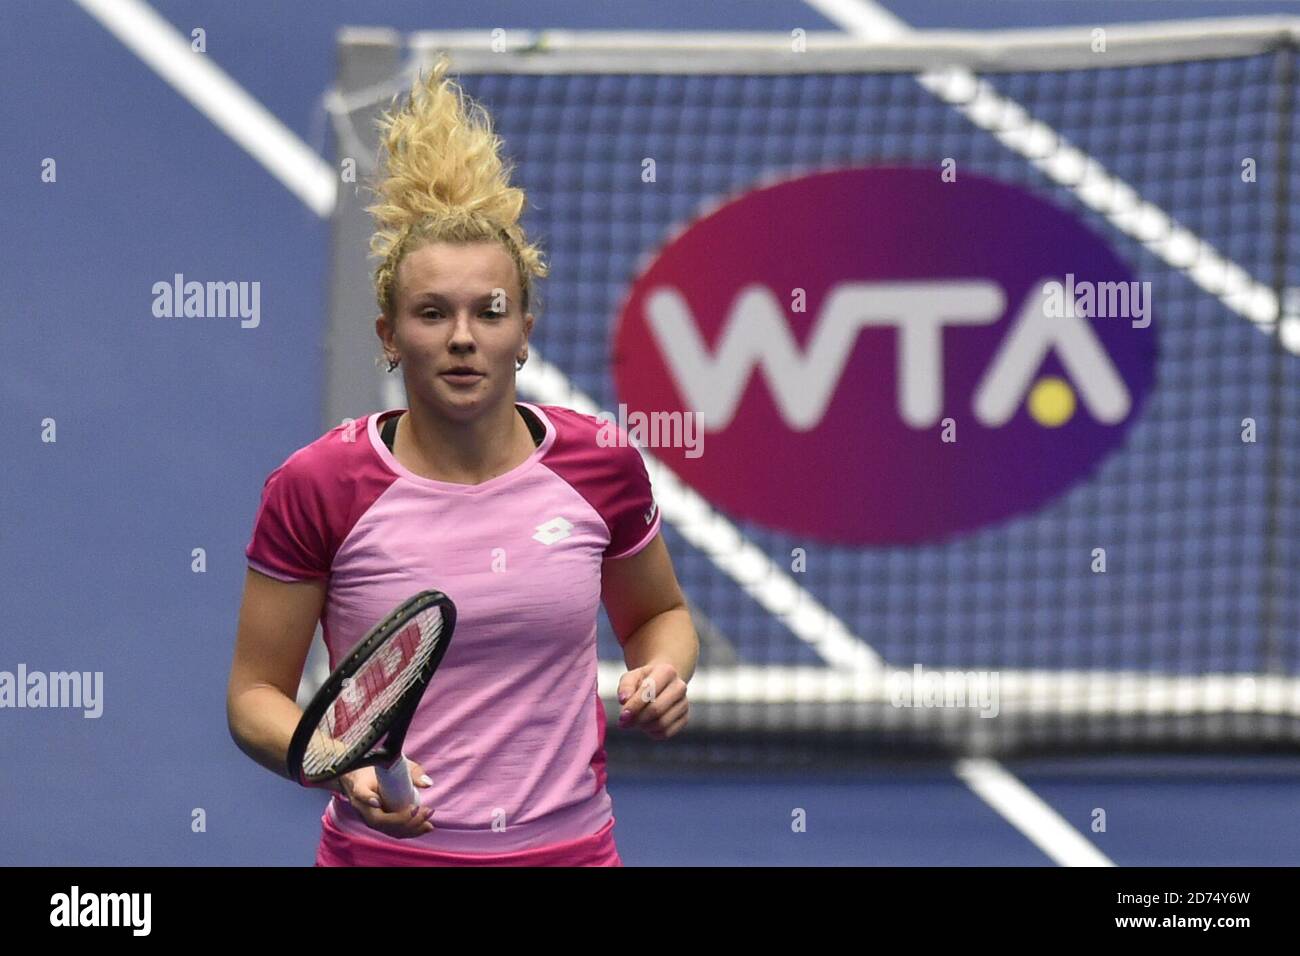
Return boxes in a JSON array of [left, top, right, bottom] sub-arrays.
[[287, 590, 456, 812]]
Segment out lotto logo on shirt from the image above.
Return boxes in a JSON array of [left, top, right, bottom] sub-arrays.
[[611, 165, 1157, 545], [533, 516, 574, 545]]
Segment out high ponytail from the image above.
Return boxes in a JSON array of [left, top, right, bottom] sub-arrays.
[[368, 56, 548, 318]]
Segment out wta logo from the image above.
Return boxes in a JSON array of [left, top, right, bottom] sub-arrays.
[[612, 166, 1157, 545]]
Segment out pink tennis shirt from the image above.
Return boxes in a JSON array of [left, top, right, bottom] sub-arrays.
[[244, 402, 661, 866]]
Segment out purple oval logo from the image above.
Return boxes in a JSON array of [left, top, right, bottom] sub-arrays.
[[612, 166, 1157, 545]]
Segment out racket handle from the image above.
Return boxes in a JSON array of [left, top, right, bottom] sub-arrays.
[[374, 753, 417, 811]]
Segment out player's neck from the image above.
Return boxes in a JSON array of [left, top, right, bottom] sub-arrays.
[[394, 398, 534, 485]]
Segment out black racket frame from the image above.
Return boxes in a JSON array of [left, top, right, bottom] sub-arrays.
[[286, 590, 456, 787]]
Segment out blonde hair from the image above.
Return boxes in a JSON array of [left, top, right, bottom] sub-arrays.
[[368, 56, 548, 319]]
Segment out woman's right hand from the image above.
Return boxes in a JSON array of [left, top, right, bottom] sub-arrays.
[[337, 760, 435, 839]]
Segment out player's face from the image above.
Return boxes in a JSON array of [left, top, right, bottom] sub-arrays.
[[385, 240, 533, 420]]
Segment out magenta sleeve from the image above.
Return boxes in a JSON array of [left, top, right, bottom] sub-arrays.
[[604, 443, 661, 560], [244, 458, 332, 581]]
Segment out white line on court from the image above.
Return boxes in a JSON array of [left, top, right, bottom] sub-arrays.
[[805, 0, 1120, 867], [955, 758, 1115, 866], [803, 0, 911, 39], [72, 0, 337, 217]]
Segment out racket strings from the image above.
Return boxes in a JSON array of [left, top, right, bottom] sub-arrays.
[[303, 608, 445, 776], [305, 615, 438, 772]]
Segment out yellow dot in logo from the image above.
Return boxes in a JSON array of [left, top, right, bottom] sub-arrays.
[[1028, 376, 1076, 427]]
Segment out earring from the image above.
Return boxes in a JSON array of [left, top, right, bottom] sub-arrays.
[[386, 354, 400, 373], [516, 354, 527, 371]]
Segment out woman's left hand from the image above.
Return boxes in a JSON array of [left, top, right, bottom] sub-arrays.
[[616, 661, 689, 740]]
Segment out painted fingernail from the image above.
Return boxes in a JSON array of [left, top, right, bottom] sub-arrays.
[[419, 775, 433, 787], [367, 797, 381, 808], [619, 710, 631, 725]]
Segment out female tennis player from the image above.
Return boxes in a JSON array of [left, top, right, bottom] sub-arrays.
[[226, 58, 698, 866]]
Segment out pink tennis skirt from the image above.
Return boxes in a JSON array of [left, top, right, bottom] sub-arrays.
[[314, 811, 623, 867]]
